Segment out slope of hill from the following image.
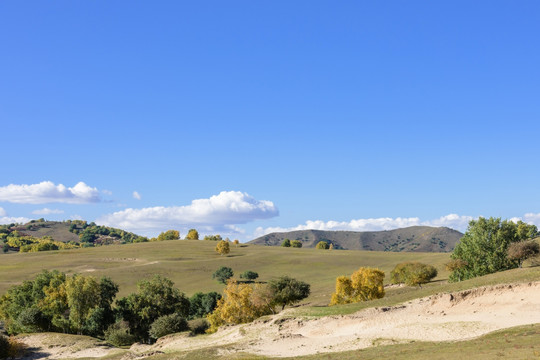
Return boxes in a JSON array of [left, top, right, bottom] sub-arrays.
[[249, 226, 463, 252]]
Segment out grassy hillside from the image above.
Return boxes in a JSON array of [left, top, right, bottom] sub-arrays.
[[0, 240, 451, 303], [249, 226, 463, 252]]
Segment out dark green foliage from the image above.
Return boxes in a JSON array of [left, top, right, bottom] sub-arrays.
[[267, 276, 310, 310], [0, 335, 9, 359], [15, 307, 47, 333], [212, 267, 234, 284], [148, 313, 189, 339], [291, 240, 302, 248], [116, 275, 189, 342], [79, 232, 95, 243], [188, 318, 209, 335], [189, 292, 221, 319], [281, 239, 291, 247], [390, 262, 438, 287], [450, 218, 538, 282], [240, 271, 259, 281], [104, 321, 136, 347]]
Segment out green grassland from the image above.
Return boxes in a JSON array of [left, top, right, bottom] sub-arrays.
[[0, 240, 451, 303]]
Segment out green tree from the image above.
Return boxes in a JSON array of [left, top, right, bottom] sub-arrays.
[[507, 240, 540, 268], [281, 239, 291, 247], [240, 271, 259, 282], [148, 313, 189, 339], [450, 217, 538, 281], [116, 275, 189, 342], [215, 240, 230, 256], [186, 229, 199, 240], [290, 240, 302, 248], [267, 276, 310, 310], [445, 259, 468, 282], [189, 292, 222, 319], [65, 275, 100, 334], [212, 267, 234, 284], [315, 241, 329, 250]]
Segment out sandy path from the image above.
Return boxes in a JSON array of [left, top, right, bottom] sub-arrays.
[[150, 282, 540, 357]]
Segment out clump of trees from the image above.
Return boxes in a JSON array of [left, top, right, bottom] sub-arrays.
[[69, 220, 148, 244], [154, 230, 180, 241], [330, 267, 385, 305], [449, 217, 538, 282], [189, 292, 222, 318], [390, 262, 438, 287], [206, 276, 311, 333], [204, 234, 223, 241], [281, 239, 302, 248], [281, 239, 291, 247], [315, 241, 330, 250]]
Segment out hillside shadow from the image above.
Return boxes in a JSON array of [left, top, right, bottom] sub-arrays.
[[20, 346, 50, 359]]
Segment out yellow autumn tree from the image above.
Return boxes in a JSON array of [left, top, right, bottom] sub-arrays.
[[206, 281, 272, 333], [330, 267, 385, 305], [215, 240, 230, 256]]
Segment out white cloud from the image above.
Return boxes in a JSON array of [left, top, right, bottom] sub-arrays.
[[132, 191, 141, 200], [102, 189, 113, 196], [0, 207, 6, 217], [523, 213, 540, 226], [0, 216, 31, 225], [254, 213, 476, 238], [97, 191, 279, 234], [31, 208, 65, 215], [0, 181, 101, 204]]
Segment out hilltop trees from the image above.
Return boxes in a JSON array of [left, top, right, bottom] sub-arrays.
[[186, 229, 199, 240], [449, 217, 538, 281], [330, 267, 385, 305], [390, 262, 437, 287], [156, 230, 180, 241]]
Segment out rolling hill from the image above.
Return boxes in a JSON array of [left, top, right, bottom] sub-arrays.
[[249, 226, 463, 252]]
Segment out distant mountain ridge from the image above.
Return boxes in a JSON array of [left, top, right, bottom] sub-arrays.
[[249, 226, 463, 252]]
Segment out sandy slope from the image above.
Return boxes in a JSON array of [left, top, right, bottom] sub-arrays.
[[149, 282, 540, 357], [17, 282, 540, 359]]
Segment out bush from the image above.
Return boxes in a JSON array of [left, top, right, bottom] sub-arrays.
[[330, 267, 385, 305], [188, 318, 209, 335], [149, 313, 189, 340], [0, 335, 8, 359], [189, 292, 221, 319], [315, 241, 329, 250], [212, 267, 234, 284], [267, 276, 310, 310], [390, 262, 437, 287], [240, 271, 259, 281], [104, 322, 137, 347], [290, 240, 302, 248], [281, 239, 291, 247], [0, 336, 26, 359]]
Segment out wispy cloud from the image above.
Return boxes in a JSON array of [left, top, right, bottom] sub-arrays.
[[0, 181, 101, 204], [97, 191, 279, 234], [0, 207, 6, 217], [132, 191, 141, 200], [31, 208, 65, 215], [0, 216, 31, 225]]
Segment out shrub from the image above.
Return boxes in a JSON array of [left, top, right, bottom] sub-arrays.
[[267, 276, 310, 310], [104, 322, 137, 347], [189, 292, 221, 318], [390, 262, 437, 287], [149, 313, 189, 340], [315, 241, 329, 250], [290, 240, 302, 248], [212, 267, 233, 284], [0, 335, 8, 359], [281, 239, 291, 247], [507, 240, 540, 268], [330, 267, 385, 305], [240, 271, 259, 281], [188, 318, 209, 335]]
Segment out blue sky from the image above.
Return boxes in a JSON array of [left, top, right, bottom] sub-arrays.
[[1, 1, 539, 240]]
